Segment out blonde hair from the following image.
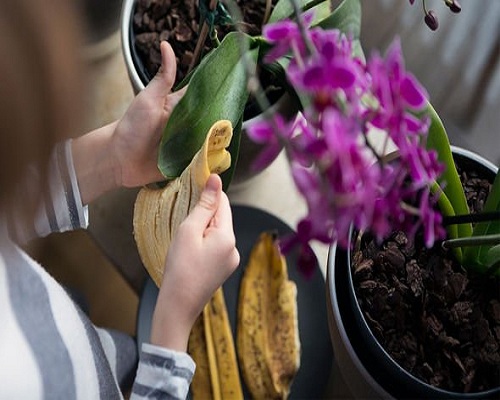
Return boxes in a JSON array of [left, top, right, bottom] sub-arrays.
[[0, 0, 84, 214]]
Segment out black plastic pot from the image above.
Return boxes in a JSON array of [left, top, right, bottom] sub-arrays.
[[326, 146, 499, 399]]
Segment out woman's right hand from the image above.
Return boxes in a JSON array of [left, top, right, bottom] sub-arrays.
[[149, 174, 240, 351]]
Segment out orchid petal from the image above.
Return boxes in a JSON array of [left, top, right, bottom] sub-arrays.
[[401, 75, 428, 110]]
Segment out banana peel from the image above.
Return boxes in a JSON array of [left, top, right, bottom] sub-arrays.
[[133, 119, 243, 399], [133, 119, 233, 286], [237, 232, 301, 399], [188, 288, 243, 400]]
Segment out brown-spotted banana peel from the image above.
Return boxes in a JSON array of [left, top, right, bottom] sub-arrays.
[[133, 119, 233, 287], [237, 232, 301, 399], [133, 120, 243, 400]]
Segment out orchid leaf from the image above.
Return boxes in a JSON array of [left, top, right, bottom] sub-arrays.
[[315, 0, 361, 39], [269, 0, 332, 24], [484, 245, 500, 276], [158, 32, 258, 180], [426, 102, 472, 243], [431, 181, 462, 260], [463, 170, 500, 272]]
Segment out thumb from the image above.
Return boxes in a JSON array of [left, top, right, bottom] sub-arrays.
[[187, 174, 222, 232], [146, 41, 177, 97]]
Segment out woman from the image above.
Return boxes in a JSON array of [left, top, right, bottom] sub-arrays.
[[0, 1, 239, 399]]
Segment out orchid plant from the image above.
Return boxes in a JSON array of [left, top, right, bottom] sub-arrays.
[[157, 0, 500, 275], [245, 0, 500, 276]]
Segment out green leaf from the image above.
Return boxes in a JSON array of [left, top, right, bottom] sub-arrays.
[[463, 169, 500, 272], [158, 32, 258, 180], [315, 0, 361, 39], [426, 102, 472, 245], [430, 181, 462, 260], [485, 245, 500, 276], [269, 0, 332, 24], [220, 117, 243, 192]]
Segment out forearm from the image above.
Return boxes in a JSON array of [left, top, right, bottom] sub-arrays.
[[150, 285, 196, 352], [71, 121, 120, 205]]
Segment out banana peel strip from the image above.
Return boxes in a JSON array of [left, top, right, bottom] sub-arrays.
[[189, 288, 243, 400]]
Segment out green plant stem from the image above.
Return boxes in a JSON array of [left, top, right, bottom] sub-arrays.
[[422, 0, 428, 14], [290, 0, 316, 55], [442, 233, 500, 249]]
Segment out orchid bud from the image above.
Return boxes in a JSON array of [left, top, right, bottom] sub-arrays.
[[449, 0, 461, 13], [444, 0, 461, 13], [424, 10, 439, 31]]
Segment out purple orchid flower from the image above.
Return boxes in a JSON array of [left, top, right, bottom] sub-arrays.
[[248, 17, 445, 274]]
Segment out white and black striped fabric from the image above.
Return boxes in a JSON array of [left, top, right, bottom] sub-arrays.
[[0, 140, 195, 399]]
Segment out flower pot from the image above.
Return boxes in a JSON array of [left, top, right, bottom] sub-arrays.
[[121, 0, 280, 92], [120, 0, 295, 183], [326, 146, 500, 399]]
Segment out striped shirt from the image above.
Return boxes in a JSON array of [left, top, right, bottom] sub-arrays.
[[0, 140, 195, 399]]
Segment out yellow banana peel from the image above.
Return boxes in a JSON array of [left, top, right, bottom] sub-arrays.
[[133, 120, 243, 399], [237, 232, 301, 399]]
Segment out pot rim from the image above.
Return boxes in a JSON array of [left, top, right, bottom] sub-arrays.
[[121, 0, 145, 93], [450, 145, 498, 174], [328, 146, 500, 398]]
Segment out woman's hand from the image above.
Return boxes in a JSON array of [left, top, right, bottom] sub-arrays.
[[72, 41, 186, 205], [112, 41, 186, 189], [150, 175, 240, 352]]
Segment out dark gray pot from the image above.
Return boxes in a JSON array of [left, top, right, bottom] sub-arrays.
[[327, 146, 499, 399]]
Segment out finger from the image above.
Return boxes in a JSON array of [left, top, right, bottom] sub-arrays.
[[147, 41, 177, 98], [186, 174, 222, 234], [212, 191, 234, 233]]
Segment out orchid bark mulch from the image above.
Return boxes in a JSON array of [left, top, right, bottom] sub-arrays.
[[353, 167, 500, 393]]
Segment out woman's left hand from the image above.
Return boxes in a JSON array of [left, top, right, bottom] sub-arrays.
[[72, 41, 186, 204], [112, 41, 186, 188]]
